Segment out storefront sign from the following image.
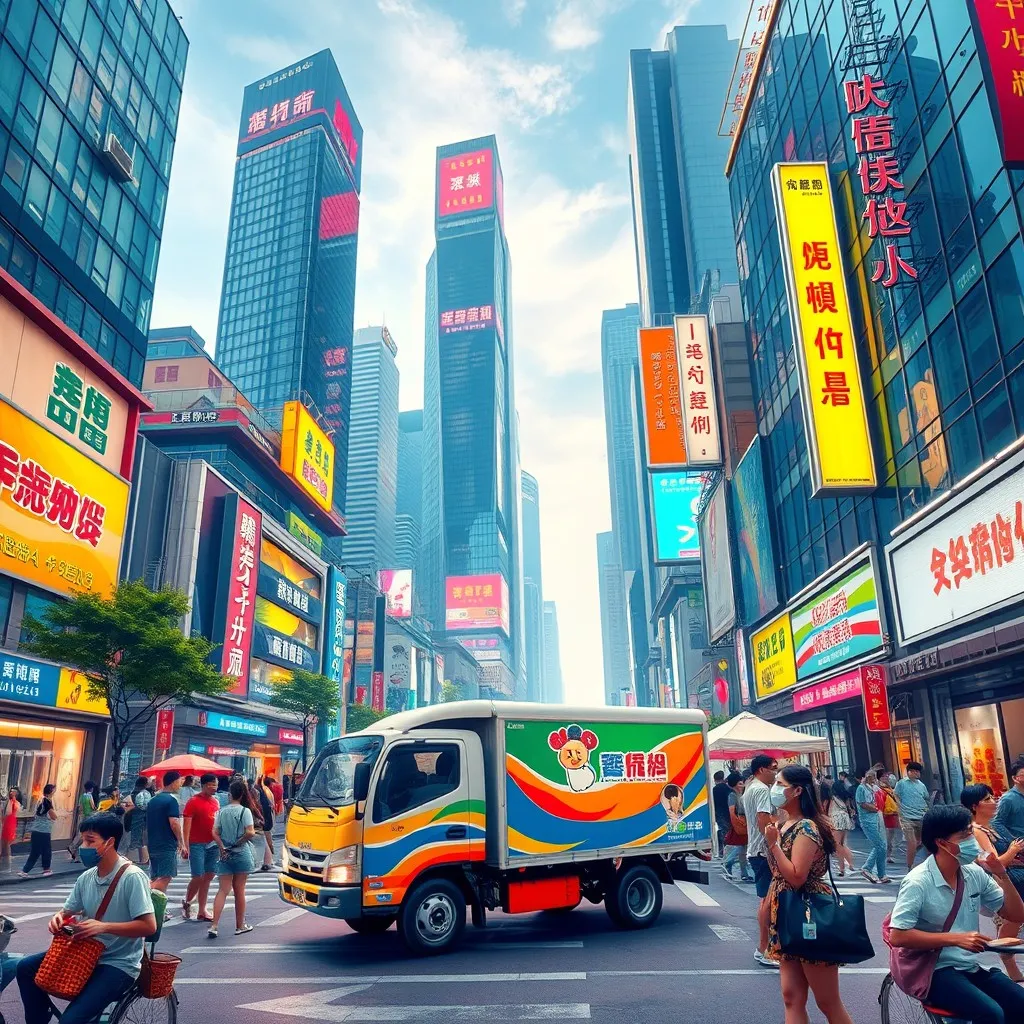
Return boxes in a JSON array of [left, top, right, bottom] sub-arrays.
[[55, 668, 109, 717], [891, 650, 939, 682], [208, 745, 247, 758], [735, 628, 752, 706], [638, 327, 687, 469], [187, 741, 206, 755], [256, 564, 321, 624], [278, 727, 304, 745], [280, 400, 334, 512], [674, 315, 721, 465], [699, 477, 736, 642], [791, 551, 884, 681], [202, 710, 268, 738], [0, 399, 129, 599], [970, 2, 1024, 169], [155, 708, 174, 750], [771, 164, 876, 495], [862, 664, 891, 732], [252, 622, 318, 672], [324, 567, 347, 698], [0, 652, 60, 708], [719, 0, 780, 137], [886, 451, 1024, 645], [371, 670, 385, 712], [751, 611, 798, 700], [286, 512, 322, 556], [792, 666, 864, 713]]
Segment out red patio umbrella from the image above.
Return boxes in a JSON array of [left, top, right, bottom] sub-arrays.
[[141, 754, 234, 777]]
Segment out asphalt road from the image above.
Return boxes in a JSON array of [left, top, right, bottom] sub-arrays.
[[0, 845, 1013, 1022]]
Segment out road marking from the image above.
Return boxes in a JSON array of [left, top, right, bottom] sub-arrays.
[[864, 896, 896, 904], [177, 974, 588, 985], [590, 968, 891, 976], [178, 940, 583, 954], [674, 881, 719, 907], [708, 924, 750, 941], [259, 907, 309, 927], [10, 912, 53, 923]]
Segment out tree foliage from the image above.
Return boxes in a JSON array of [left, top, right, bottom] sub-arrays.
[[440, 680, 463, 703], [344, 703, 387, 734], [21, 580, 230, 784], [269, 668, 339, 771]]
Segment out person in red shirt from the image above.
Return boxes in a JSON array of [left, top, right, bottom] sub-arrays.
[[266, 776, 284, 816], [181, 773, 220, 921]]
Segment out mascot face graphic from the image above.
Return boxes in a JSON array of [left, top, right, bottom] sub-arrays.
[[548, 724, 599, 792]]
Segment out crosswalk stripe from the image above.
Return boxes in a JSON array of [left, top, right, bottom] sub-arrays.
[[10, 912, 53, 923], [674, 881, 719, 907], [259, 907, 308, 927], [864, 896, 896, 903]]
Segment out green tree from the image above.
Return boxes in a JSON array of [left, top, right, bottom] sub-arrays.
[[21, 580, 231, 785], [707, 713, 730, 730], [269, 668, 339, 772], [440, 680, 463, 703], [344, 703, 387, 734]]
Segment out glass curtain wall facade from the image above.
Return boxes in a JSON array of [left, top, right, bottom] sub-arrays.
[[597, 530, 632, 705], [0, 0, 187, 386], [520, 470, 545, 702], [396, 409, 424, 579], [542, 600, 564, 704], [215, 49, 362, 513], [421, 250, 445, 632]]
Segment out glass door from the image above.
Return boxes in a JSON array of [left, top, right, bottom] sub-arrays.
[[954, 704, 1009, 797]]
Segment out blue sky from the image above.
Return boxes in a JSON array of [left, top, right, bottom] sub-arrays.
[[153, 0, 749, 705]]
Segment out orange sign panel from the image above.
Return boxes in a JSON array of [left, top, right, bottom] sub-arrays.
[[638, 327, 687, 468]]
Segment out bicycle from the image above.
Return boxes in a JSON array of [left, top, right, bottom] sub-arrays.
[[878, 973, 969, 1024]]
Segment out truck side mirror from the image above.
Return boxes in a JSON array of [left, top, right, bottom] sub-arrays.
[[353, 762, 371, 820]]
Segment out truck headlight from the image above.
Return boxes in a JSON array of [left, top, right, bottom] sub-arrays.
[[324, 844, 360, 885]]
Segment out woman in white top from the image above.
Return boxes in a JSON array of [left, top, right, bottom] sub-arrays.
[[208, 780, 255, 939]]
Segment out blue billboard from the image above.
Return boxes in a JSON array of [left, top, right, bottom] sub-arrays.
[[651, 472, 703, 563], [730, 435, 780, 622], [324, 567, 347, 739]]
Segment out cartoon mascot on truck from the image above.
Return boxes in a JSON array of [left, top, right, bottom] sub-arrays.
[[548, 724, 599, 792]]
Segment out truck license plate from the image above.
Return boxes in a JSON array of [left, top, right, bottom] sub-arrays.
[[291, 887, 307, 906]]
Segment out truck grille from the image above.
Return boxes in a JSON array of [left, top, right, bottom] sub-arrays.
[[286, 844, 328, 882]]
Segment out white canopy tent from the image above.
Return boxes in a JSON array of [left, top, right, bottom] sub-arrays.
[[707, 711, 830, 761]]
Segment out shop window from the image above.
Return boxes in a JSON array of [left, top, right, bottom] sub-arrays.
[[955, 705, 1009, 796], [1001, 699, 1024, 767]]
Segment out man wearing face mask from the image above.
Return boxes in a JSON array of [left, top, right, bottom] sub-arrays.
[[889, 804, 1024, 1023], [15, 813, 156, 1024]]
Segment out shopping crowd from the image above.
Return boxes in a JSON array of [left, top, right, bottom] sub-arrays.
[[711, 756, 1024, 1024]]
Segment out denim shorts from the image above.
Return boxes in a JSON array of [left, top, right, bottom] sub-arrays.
[[189, 842, 218, 877], [749, 855, 772, 899], [216, 846, 254, 875], [150, 849, 179, 881]]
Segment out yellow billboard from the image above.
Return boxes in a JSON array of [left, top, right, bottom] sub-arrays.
[[772, 162, 877, 494], [57, 668, 110, 717], [0, 399, 129, 599], [750, 611, 797, 701], [280, 401, 334, 512]]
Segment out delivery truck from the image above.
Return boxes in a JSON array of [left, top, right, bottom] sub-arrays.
[[278, 701, 713, 955]]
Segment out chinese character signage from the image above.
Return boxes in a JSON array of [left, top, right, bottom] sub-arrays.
[[155, 708, 174, 750], [437, 147, 495, 218], [458, 637, 502, 662], [792, 666, 865, 713], [638, 327, 687, 469], [203, 710, 268, 738], [438, 304, 496, 335], [772, 163, 877, 495], [791, 551, 884, 681], [287, 512, 323, 557], [325, 566, 347, 696], [504, 718, 711, 861], [0, 654, 108, 716], [750, 612, 797, 700], [735, 629, 752, 707], [650, 472, 702, 563], [371, 669, 385, 713], [214, 493, 262, 697], [378, 569, 413, 619], [445, 573, 510, 634], [0, 399, 129, 600], [886, 449, 1024, 645], [699, 477, 737, 643], [720, 0, 781, 137], [674, 315, 722, 466], [970, 1, 1024, 169], [46, 363, 114, 459], [861, 664, 891, 732], [255, 565, 322, 625], [280, 400, 335, 512]]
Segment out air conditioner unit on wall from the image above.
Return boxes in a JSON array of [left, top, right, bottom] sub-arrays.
[[102, 132, 134, 182]]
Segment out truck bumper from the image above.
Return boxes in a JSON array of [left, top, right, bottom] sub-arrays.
[[279, 875, 363, 920]]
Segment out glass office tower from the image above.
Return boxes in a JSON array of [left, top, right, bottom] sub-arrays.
[[520, 470, 545, 703], [215, 49, 362, 511], [0, 0, 187, 386]]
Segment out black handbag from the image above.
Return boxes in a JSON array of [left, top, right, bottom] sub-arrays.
[[776, 855, 875, 964]]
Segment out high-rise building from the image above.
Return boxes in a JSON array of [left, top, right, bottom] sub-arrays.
[[420, 251, 445, 633], [520, 471, 545, 702], [343, 326, 399, 572], [597, 531, 632, 706], [427, 136, 524, 698], [0, 0, 188, 387], [215, 50, 362, 511], [396, 410, 423, 575], [542, 601, 564, 704]]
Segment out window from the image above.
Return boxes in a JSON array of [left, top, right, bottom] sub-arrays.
[[19, 587, 60, 647], [0, 44, 23, 122], [28, 10, 57, 80], [372, 744, 461, 822], [989, 240, 1024, 356]]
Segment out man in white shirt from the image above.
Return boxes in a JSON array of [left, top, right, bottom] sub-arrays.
[[742, 754, 779, 968]]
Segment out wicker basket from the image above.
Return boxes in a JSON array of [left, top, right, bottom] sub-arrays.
[[34, 932, 105, 1000], [139, 951, 181, 999]]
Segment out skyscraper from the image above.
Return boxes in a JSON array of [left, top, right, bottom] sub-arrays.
[[0, 0, 188, 387], [342, 326, 399, 572], [215, 50, 362, 511], [427, 136, 524, 699], [542, 601, 564, 704], [396, 410, 423, 575], [597, 531, 632, 705], [520, 471, 545, 702]]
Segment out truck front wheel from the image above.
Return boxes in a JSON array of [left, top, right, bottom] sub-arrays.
[[345, 915, 397, 934], [606, 864, 663, 929], [399, 878, 467, 955]]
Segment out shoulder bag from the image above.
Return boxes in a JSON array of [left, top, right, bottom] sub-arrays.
[[34, 863, 131, 1000], [881, 872, 963, 1000], [776, 831, 875, 965]]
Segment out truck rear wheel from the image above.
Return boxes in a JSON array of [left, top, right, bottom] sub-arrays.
[[605, 864, 663, 929], [399, 878, 467, 955], [345, 915, 397, 934]]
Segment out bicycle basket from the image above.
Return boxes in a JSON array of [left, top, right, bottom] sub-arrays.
[[139, 951, 180, 999]]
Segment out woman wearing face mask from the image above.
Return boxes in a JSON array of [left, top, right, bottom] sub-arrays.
[[855, 770, 890, 884], [763, 764, 854, 1024]]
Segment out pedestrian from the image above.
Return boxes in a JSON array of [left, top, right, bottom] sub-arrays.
[[245, 778, 267, 872], [97, 784, 120, 812], [2, 786, 21, 869], [995, 757, 1024, 840], [855, 769, 890, 884], [962, 782, 1024, 983], [208, 780, 255, 938], [15, 812, 157, 1024], [722, 772, 753, 882], [215, 774, 232, 808], [894, 760, 930, 870], [763, 764, 854, 1024], [178, 775, 196, 810], [266, 775, 284, 816], [146, 771, 187, 903], [182, 773, 220, 922], [880, 773, 901, 864], [257, 776, 276, 870], [888, 804, 1024, 1022], [68, 781, 97, 862], [18, 784, 57, 878], [743, 753, 780, 968], [712, 770, 730, 856], [125, 775, 152, 867], [824, 778, 856, 877]]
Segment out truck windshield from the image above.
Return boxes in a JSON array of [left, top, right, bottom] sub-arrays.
[[298, 735, 383, 807]]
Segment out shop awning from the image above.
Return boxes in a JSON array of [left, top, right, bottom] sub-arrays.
[[708, 711, 830, 761], [142, 754, 234, 777]]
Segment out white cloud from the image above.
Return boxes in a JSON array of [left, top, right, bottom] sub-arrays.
[[655, 0, 703, 45], [547, 3, 603, 51], [503, 0, 528, 25]]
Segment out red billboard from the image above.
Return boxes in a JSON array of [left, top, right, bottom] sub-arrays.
[[218, 494, 262, 697], [155, 708, 174, 751], [445, 573, 509, 633], [862, 664, 891, 733], [971, 2, 1024, 168], [438, 148, 494, 218]]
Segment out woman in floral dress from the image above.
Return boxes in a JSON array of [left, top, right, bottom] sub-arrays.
[[763, 763, 854, 1024]]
